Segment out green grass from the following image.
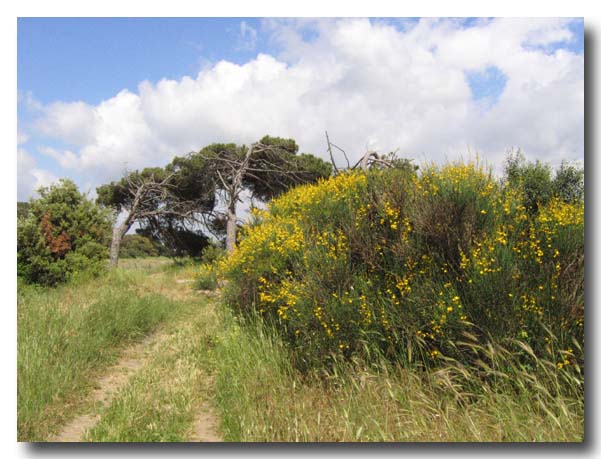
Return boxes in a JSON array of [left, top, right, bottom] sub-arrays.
[[212, 311, 584, 442], [117, 256, 173, 273], [17, 264, 182, 441], [86, 296, 219, 442], [18, 254, 584, 442]]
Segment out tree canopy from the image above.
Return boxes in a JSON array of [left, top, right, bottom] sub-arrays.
[[96, 166, 215, 266], [18, 179, 112, 285], [96, 135, 332, 262], [173, 136, 332, 252]]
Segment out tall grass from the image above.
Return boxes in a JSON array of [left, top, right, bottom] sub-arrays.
[[17, 268, 177, 441], [213, 310, 584, 442]]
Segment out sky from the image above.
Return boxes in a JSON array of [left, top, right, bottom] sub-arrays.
[[17, 17, 584, 201]]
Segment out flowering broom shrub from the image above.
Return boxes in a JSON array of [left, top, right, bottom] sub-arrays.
[[220, 161, 584, 371]]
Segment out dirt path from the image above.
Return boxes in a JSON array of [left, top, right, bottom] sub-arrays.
[[188, 377, 222, 442], [153, 275, 223, 442], [50, 275, 223, 442], [50, 330, 169, 442]]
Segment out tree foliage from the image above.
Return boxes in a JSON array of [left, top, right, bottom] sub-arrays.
[[96, 166, 215, 266], [119, 234, 160, 258], [17, 180, 112, 286], [504, 150, 584, 213], [96, 135, 331, 262], [136, 218, 210, 258], [553, 160, 585, 203], [176, 135, 332, 252], [17, 201, 31, 220]]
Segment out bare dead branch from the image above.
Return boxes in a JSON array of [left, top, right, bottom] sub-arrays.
[[326, 131, 340, 175]]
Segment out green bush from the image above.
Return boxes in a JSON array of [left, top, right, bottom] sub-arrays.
[[195, 263, 218, 291], [17, 179, 112, 286], [200, 242, 226, 265], [504, 150, 584, 212], [120, 234, 160, 258], [553, 160, 584, 203], [221, 159, 584, 372]]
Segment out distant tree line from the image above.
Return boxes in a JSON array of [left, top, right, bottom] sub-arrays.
[[17, 137, 583, 286], [17, 135, 332, 284]]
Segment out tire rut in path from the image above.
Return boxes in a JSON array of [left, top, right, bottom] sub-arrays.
[[51, 278, 223, 442], [50, 330, 168, 442], [187, 375, 222, 442]]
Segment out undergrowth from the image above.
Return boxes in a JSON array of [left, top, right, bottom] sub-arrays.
[[213, 310, 583, 441]]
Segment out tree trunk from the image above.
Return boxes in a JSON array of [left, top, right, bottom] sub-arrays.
[[361, 151, 378, 171], [225, 199, 237, 254], [224, 144, 254, 254], [109, 221, 130, 268]]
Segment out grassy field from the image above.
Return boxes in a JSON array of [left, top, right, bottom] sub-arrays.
[[17, 256, 584, 442], [17, 258, 214, 442], [212, 313, 584, 442]]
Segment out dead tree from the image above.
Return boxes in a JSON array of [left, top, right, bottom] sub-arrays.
[[325, 131, 350, 174], [192, 138, 332, 253], [98, 169, 202, 267]]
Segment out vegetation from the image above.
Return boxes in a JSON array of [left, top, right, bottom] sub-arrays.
[[211, 154, 583, 442], [17, 201, 31, 220], [173, 135, 332, 253], [17, 179, 112, 286], [213, 312, 583, 441], [135, 222, 209, 259], [17, 150, 584, 443], [84, 283, 217, 442], [17, 267, 177, 440], [96, 135, 331, 265], [220, 158, 584, 373], [97, 167, 213, 267], [120, 234, 160, 258], [504, 149, 584, 212]]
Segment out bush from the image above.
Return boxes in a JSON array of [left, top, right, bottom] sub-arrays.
[[201, 243, 226, 265], [120, 234, 160, 258], [504, 150, 584, 212], [17, 179, 112, 286], [220, 160, 584, 371], [553, 160, 584, 203], [196, 263, 218, 291]]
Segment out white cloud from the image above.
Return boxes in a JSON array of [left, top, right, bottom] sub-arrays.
[[38, 146, 79, 169], [34, 100, 98, 146], [17, 149, 58, 200], [28, 18, 583, 192], [238, 20, 258, 51], [17, 130, 29, 145]]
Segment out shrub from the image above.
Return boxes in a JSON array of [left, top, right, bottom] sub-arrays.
[[120, 234, 160, 258], [17, 180, 112, 286], [201, 243, 226, 265], [136, 225, 210, 258], [221, 159, 584, 372], [504, 150, 584, 212], [196, 263, 218, 291], [553, 160, 584, 203]]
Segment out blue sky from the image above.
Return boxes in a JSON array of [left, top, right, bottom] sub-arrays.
[[18, 18, 267, 105], [17, 17, 584, 201]]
